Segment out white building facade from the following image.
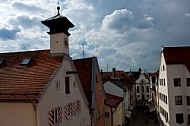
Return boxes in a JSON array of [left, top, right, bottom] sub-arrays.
[[158, 46, 190, 126], [136, 73, 151, 102]]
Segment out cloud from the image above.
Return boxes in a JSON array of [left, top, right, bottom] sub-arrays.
[[9, 15, 43, 29], [101, 9, 134, 33], [12, 2, 43, 13], [185, 13, 190, 18], [0, 28, 20, 40], [135, 16, 154, 29]]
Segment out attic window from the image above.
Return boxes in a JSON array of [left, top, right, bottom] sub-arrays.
[[21, 58, 32, 65], [0, 59, 4, 65]]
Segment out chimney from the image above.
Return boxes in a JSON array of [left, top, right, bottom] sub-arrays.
[[112, 68, 116, 78]]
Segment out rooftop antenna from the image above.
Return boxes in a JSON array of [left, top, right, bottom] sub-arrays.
[[106, 64, 108, 73], [57, 0, 60, 15], [79, 43, 85, 59], [82, 43, 85, 58]]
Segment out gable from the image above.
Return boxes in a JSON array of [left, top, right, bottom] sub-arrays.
[[0, 50, 62, 102]]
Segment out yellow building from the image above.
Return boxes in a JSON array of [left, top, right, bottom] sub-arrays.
[[104, 93, 124, 126]]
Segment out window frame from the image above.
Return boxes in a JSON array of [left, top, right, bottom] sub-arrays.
[[187, 78, 190, 86], [175, 96, 182, 105], [187, 96, 190, 105], [174, 78, 181, 87], [176, 113, 184, 124], [65, 76, 70, 94]]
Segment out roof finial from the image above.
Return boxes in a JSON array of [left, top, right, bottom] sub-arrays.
[[57, 0, 60, 15]]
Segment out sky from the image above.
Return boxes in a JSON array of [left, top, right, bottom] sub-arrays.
[[0, 0, 190, 72]]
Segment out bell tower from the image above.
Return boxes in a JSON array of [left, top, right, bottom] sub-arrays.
[[41, 6, 74, 56]]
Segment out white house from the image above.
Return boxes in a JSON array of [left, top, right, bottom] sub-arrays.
[[136, 72, 151, 102], [158, 46, 190, 126], [0, 6, 91, 126]]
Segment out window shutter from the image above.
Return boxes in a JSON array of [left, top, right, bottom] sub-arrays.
[[58, 107, 63, 123]]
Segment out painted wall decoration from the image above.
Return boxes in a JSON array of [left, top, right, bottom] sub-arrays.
[[48, 100, 81, 125]]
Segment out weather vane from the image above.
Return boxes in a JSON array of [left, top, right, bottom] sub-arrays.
[[57, 0, 60, 15]]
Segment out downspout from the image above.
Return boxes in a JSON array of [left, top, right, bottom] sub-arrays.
[[111, 107, 117, 126], [91, 57, 96, 125], [32, 101, 37, 126]]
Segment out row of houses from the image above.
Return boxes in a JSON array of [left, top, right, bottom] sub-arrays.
[[0, 7, 137, 126], [136, 46, 190, 126], [1, 4, 190, 126]]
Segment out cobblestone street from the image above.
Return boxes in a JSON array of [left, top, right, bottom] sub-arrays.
[[128, 107, 159, 126]]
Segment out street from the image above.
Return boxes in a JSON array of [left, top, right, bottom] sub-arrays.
[[128, 107, 159, 126]]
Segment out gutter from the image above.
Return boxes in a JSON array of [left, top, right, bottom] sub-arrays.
[[32, 101, 37, 126]]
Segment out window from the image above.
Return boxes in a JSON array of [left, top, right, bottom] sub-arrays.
[[75, 100, 81, 114], [187, 96, 190, 105], [163, 79, 165, 86], [175, 96, 182, 105], [142, 86, 144, 93], [137, 86, 139, 93], [176, 113, 184, 124], [147, 95, 149, 98], [163, 65, 165, 71], [146, 86, 149, 93], [152, 77, 156, 83], [174, 78, 181, 86], [0, 59, 4, 65], [48, 107, 62, 125], [160, 79, 165, 86], [55, 81, 60, 91], [105, 112, 110, 117], [21, 58, 32, 65], [65, 77, 70, 94], [187, 78, 190, 86]]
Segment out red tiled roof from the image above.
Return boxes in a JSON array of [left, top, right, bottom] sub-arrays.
[[0, 50, 63, 102], [73, 57, 93, 105], [163, 46, 190, 64], [102, 71, 135, 89], [105, 93, 123, 108], [163, 46, 190, 72]]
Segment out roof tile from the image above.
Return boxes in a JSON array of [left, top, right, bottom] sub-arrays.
[[0, 50, 62, 102]]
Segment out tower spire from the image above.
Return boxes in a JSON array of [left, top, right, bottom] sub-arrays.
[[57, 0, 60, 15]]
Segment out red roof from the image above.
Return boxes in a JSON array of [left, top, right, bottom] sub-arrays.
[[0, 50, 63, 102], [73, 57, 93, 105], [163, 46, 190, 72], [163, 46, 190, 64], [102, 71, 135, 89], [105, 93, 123, 108]]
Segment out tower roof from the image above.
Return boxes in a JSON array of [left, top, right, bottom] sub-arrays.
[[41, 7, 74, 36]]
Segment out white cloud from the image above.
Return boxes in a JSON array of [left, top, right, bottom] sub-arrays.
[[101, 9, 133, 33], [0, 0, 190, 72], [185, 13, 190, 18]]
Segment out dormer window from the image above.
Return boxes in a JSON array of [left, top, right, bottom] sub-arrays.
[[0, 59, 4, 65], [21, 58, 32, 65]]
